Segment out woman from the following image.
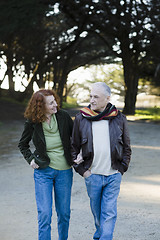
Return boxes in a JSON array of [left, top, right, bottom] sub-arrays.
[[18, 89, 73, 240]]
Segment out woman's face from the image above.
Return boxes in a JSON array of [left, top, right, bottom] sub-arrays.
[[44, 95, 58, 116]]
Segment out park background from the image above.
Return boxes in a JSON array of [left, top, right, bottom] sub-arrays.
[[0, 0, 160, 117]]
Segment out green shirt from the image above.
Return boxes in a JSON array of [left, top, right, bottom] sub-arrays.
[[42, 114, 71, 170]]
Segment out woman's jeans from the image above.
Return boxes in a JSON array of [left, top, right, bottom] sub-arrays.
[[34, 167, 73, 240], [85, 173, 122, 240]]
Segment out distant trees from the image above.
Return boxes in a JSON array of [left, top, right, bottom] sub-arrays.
[[67, 63, 125, 104], [0, 0, 160, 113], [36, 5, 113, 104], [0, 0, 51, 96], [0, 0, 112, 105], [59, 0, 160, 114], [141, 0, 160, 89]]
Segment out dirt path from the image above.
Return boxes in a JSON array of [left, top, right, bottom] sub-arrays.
[[0, 118, 160, 240]]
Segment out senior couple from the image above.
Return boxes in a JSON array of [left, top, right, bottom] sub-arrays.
[[18, 82, 131, 240]]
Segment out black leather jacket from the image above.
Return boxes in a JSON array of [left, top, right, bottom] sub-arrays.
[[71, 111, 131, 176], [18, 110, 73, 168]]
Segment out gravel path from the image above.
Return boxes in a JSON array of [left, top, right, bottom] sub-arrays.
[[0, 117, 160, 240]]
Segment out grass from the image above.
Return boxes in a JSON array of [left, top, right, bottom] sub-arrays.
[[135, 107, 160, 121], [62, 96, 79, 109], [0, 96, 27, 106]]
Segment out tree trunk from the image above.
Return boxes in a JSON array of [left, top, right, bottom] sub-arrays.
[[37, 72, 45, 89], [22, 76, 35, 100], [53, 62, 60, 92], [57, 71, 68, 107], [122, 61, 139, 115], [6, 53, 14, 96], [120, 37, 139, 115], [52, 61, 68, 107]]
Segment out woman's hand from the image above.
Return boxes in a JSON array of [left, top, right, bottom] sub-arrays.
[[30, 159, 39, 169], [74, 150, 84, 164]]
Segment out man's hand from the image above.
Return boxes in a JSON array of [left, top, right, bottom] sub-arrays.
[[74, 150, 84, 164], [83, 170, 91, 178], [30, 159, 39, 169]]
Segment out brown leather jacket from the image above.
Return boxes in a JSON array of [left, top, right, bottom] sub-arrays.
[[71, 110, 131, 176]]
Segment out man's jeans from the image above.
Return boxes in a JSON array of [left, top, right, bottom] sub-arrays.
[[85, 173, 122, 240], [34, 167, 73, 240]]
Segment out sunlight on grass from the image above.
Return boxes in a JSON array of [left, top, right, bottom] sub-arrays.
[[62, 96, 79, 108], [135, 107, 160, 121]]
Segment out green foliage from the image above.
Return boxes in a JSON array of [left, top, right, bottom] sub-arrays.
[[135, 107, 160, 121], [62, 96, 78, 108], [0, 0, 160, 115], [60, 0, 160, 115]]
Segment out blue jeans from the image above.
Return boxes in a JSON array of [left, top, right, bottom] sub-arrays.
[[34, 167, 73, 240], [85, 173, 122, 240]]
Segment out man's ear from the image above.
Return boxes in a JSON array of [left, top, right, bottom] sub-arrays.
[[106, 96, 110, 102]]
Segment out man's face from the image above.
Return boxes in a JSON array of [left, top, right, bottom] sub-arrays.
[[90, 86, 110, 112]]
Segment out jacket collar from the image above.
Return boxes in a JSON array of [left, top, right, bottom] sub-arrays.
[[33, 111, 64, 143]]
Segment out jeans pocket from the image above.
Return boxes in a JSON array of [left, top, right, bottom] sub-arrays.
[[84, 174, 92, 182]]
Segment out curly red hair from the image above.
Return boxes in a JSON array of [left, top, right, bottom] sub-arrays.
[[24, 89, 60, 123]]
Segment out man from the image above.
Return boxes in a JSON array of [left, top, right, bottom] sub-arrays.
[[71, 82, 131, 240]]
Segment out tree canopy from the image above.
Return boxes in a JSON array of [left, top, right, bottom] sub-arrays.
[[0, 0, 160, 113], [58, 0, 160, 114]]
